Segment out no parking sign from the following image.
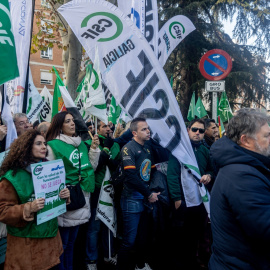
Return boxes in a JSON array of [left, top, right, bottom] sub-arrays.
[[199, 49, 232, 81]]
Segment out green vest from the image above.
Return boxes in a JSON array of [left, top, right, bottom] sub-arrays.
[[2, 169, 58, 238], [85, 135, 120, 188], [47, 140, 95, 192]]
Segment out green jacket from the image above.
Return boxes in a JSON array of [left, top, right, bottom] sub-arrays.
[[47, 140, 95, 192], [2, 169, 58, 238], [85, 135, 120, 188], [167, 141, 213, 202]]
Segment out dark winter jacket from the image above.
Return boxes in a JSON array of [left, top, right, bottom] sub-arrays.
[[209, 136, 270, 270]]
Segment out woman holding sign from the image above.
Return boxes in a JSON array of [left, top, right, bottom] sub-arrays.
[[0, 129, 70, 270], [46, 111, 99, 270]]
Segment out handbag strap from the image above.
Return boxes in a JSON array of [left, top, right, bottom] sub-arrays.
[[77, 147, 82, 182]]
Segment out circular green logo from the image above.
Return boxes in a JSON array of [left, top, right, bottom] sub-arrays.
[[169, 22, 185, 39], [81, 12, 123, 42]]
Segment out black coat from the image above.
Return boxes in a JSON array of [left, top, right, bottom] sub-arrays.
[[209, 136, 270, 270]]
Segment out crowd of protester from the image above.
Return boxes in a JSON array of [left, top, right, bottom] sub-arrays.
[[0, 108, 269, 270]]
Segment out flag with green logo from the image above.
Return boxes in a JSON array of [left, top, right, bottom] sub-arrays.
[[84, 47, 107, 124], [39, 86, 53, 122], [108, 96, 122, 124], [195, 97, 207, 119], [187, 92, 196, 121], [0, 0, 19, 85], [218, 91, 233, 123], [52, 67, 66, 117]]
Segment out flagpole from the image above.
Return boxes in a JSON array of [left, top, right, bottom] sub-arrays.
[[22, 0, 36, 114], [95, 116, 97, 134]]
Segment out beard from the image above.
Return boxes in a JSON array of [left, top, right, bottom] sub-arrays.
[[254, 141, 270, 157]]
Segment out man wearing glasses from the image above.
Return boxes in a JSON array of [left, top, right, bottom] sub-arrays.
[[167, 118, 213, 270], [13, 113, 31, 137]]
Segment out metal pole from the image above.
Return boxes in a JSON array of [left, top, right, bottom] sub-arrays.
[[212, 92, 217, 121]]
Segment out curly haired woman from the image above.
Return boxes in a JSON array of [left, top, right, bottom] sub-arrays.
[[0, 129, 70, 270]]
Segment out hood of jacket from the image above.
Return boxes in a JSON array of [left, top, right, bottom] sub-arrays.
[[211, 136, 270, 174]]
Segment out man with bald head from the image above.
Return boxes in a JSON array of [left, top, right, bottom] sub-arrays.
[[37, 122, 51, 138]]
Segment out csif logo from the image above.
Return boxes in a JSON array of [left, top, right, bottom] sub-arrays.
[[81, 12, 123, 42], [33, 164, 43, 176], [69, 149, 82, 166], [169, 22, 185, 39]]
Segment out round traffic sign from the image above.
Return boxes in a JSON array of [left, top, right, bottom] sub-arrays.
[[199, 49, 232, 81]]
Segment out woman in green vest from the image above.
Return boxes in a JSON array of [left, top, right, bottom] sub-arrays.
[[46, 111, 99, 270], [0, 129, 70, 270]]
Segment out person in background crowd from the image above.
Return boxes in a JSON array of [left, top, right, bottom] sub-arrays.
[[209, 108, 270, 270], [13, 113, 31, 136], [0, 129, 70, 270], [86, 121, 95, 136], [33, 120, 40, 130], [37, 121, 51, 138], [117, 117, 160, 270], [46, 111, 100, 270], [85, 120, 121, 270], [0, 124, 7, 153], [203, 119, 219, 149], [167, 119, 213, 270]]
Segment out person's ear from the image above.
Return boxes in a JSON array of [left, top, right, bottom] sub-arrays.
[[132, 130, 137, 137], [239, 134, 254, 148]]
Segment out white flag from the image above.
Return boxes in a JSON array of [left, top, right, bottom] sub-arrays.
[[117, 0, 132, 16], [5, 0, 33, 114], [39, 86, 53, 122], [96, 167, 117, 237], [26, 69, 44, 123], [58, 0, 207, 212], [158, 15, 196, 67], [2, 88, 17, 149]]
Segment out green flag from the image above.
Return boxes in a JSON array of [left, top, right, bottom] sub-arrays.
[[52, 67, 66, 117], [0, 0, 19, 85], [108, 96, 122, 124], [218, 92, 233, 122], [76, 64, 93, 93], [187, 92, 196, 121], [195, 97, 207, 118]]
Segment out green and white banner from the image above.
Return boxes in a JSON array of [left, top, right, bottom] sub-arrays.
[[26, 69, 44, 123], [0, 0, 19, 85], [31, 160, 66, 225], [39, 86, 53, 122], [158, 15, 196, 67], [108, 96, 121, 124], [58, 0, 207, 211], [5, 0, 33, 114]]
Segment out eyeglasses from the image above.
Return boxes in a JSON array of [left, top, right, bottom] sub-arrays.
[[191, 127, 205, 134], [16, 121, 29, 127]]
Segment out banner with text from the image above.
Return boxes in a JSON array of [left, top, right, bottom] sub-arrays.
[[58, 0, 206, 210], [5, 0, 33, 114], [39, 86, 53, 122], [158, 15, 196, 67], [31, 160, 66, 225]]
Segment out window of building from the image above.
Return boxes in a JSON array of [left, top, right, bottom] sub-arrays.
[[40, 71, 53, 85], [41, 47, 53, 59], [41, 0, 51, 8], [41, 20, 53, 34]]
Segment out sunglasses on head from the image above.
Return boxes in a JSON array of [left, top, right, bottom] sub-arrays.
[[191, 127, 205, 134]]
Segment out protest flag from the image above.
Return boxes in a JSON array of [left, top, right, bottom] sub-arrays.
[[195, 97, 207, 119], [58, 0, 210, 216], [26, 68, 44, 123], [58, 81, 89, 136], [5, 0, 33, 114], [108, 96, 122, 124], [84, 47, 107, 124], [0, 0, 19, 85], [52, 67, 66, 117], [187, 92, 196, 121], [218, 91, 233, 122], [39, 86, 53, 122]]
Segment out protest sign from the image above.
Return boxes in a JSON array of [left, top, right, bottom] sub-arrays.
[[31, 159, 66, 225]]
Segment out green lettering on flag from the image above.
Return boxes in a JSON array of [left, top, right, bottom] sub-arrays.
[[195, 97, 207, 118], [108, 96, 121, 124], [0, 0, 19, 85], [187, 92, 195, 121], [218, 92, 233, 123]]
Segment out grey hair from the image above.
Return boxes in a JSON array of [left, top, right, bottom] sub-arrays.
[[13, 113, 28, 122], [227, 108, 270, 144]]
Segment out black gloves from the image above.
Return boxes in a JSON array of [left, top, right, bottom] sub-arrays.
[[103, 136, 114, 149]]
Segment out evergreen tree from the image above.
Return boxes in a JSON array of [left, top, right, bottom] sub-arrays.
[[159, 0, 270, 119]]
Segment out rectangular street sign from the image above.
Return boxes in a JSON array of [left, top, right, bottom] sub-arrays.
[[205, 81, 225, 92]]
